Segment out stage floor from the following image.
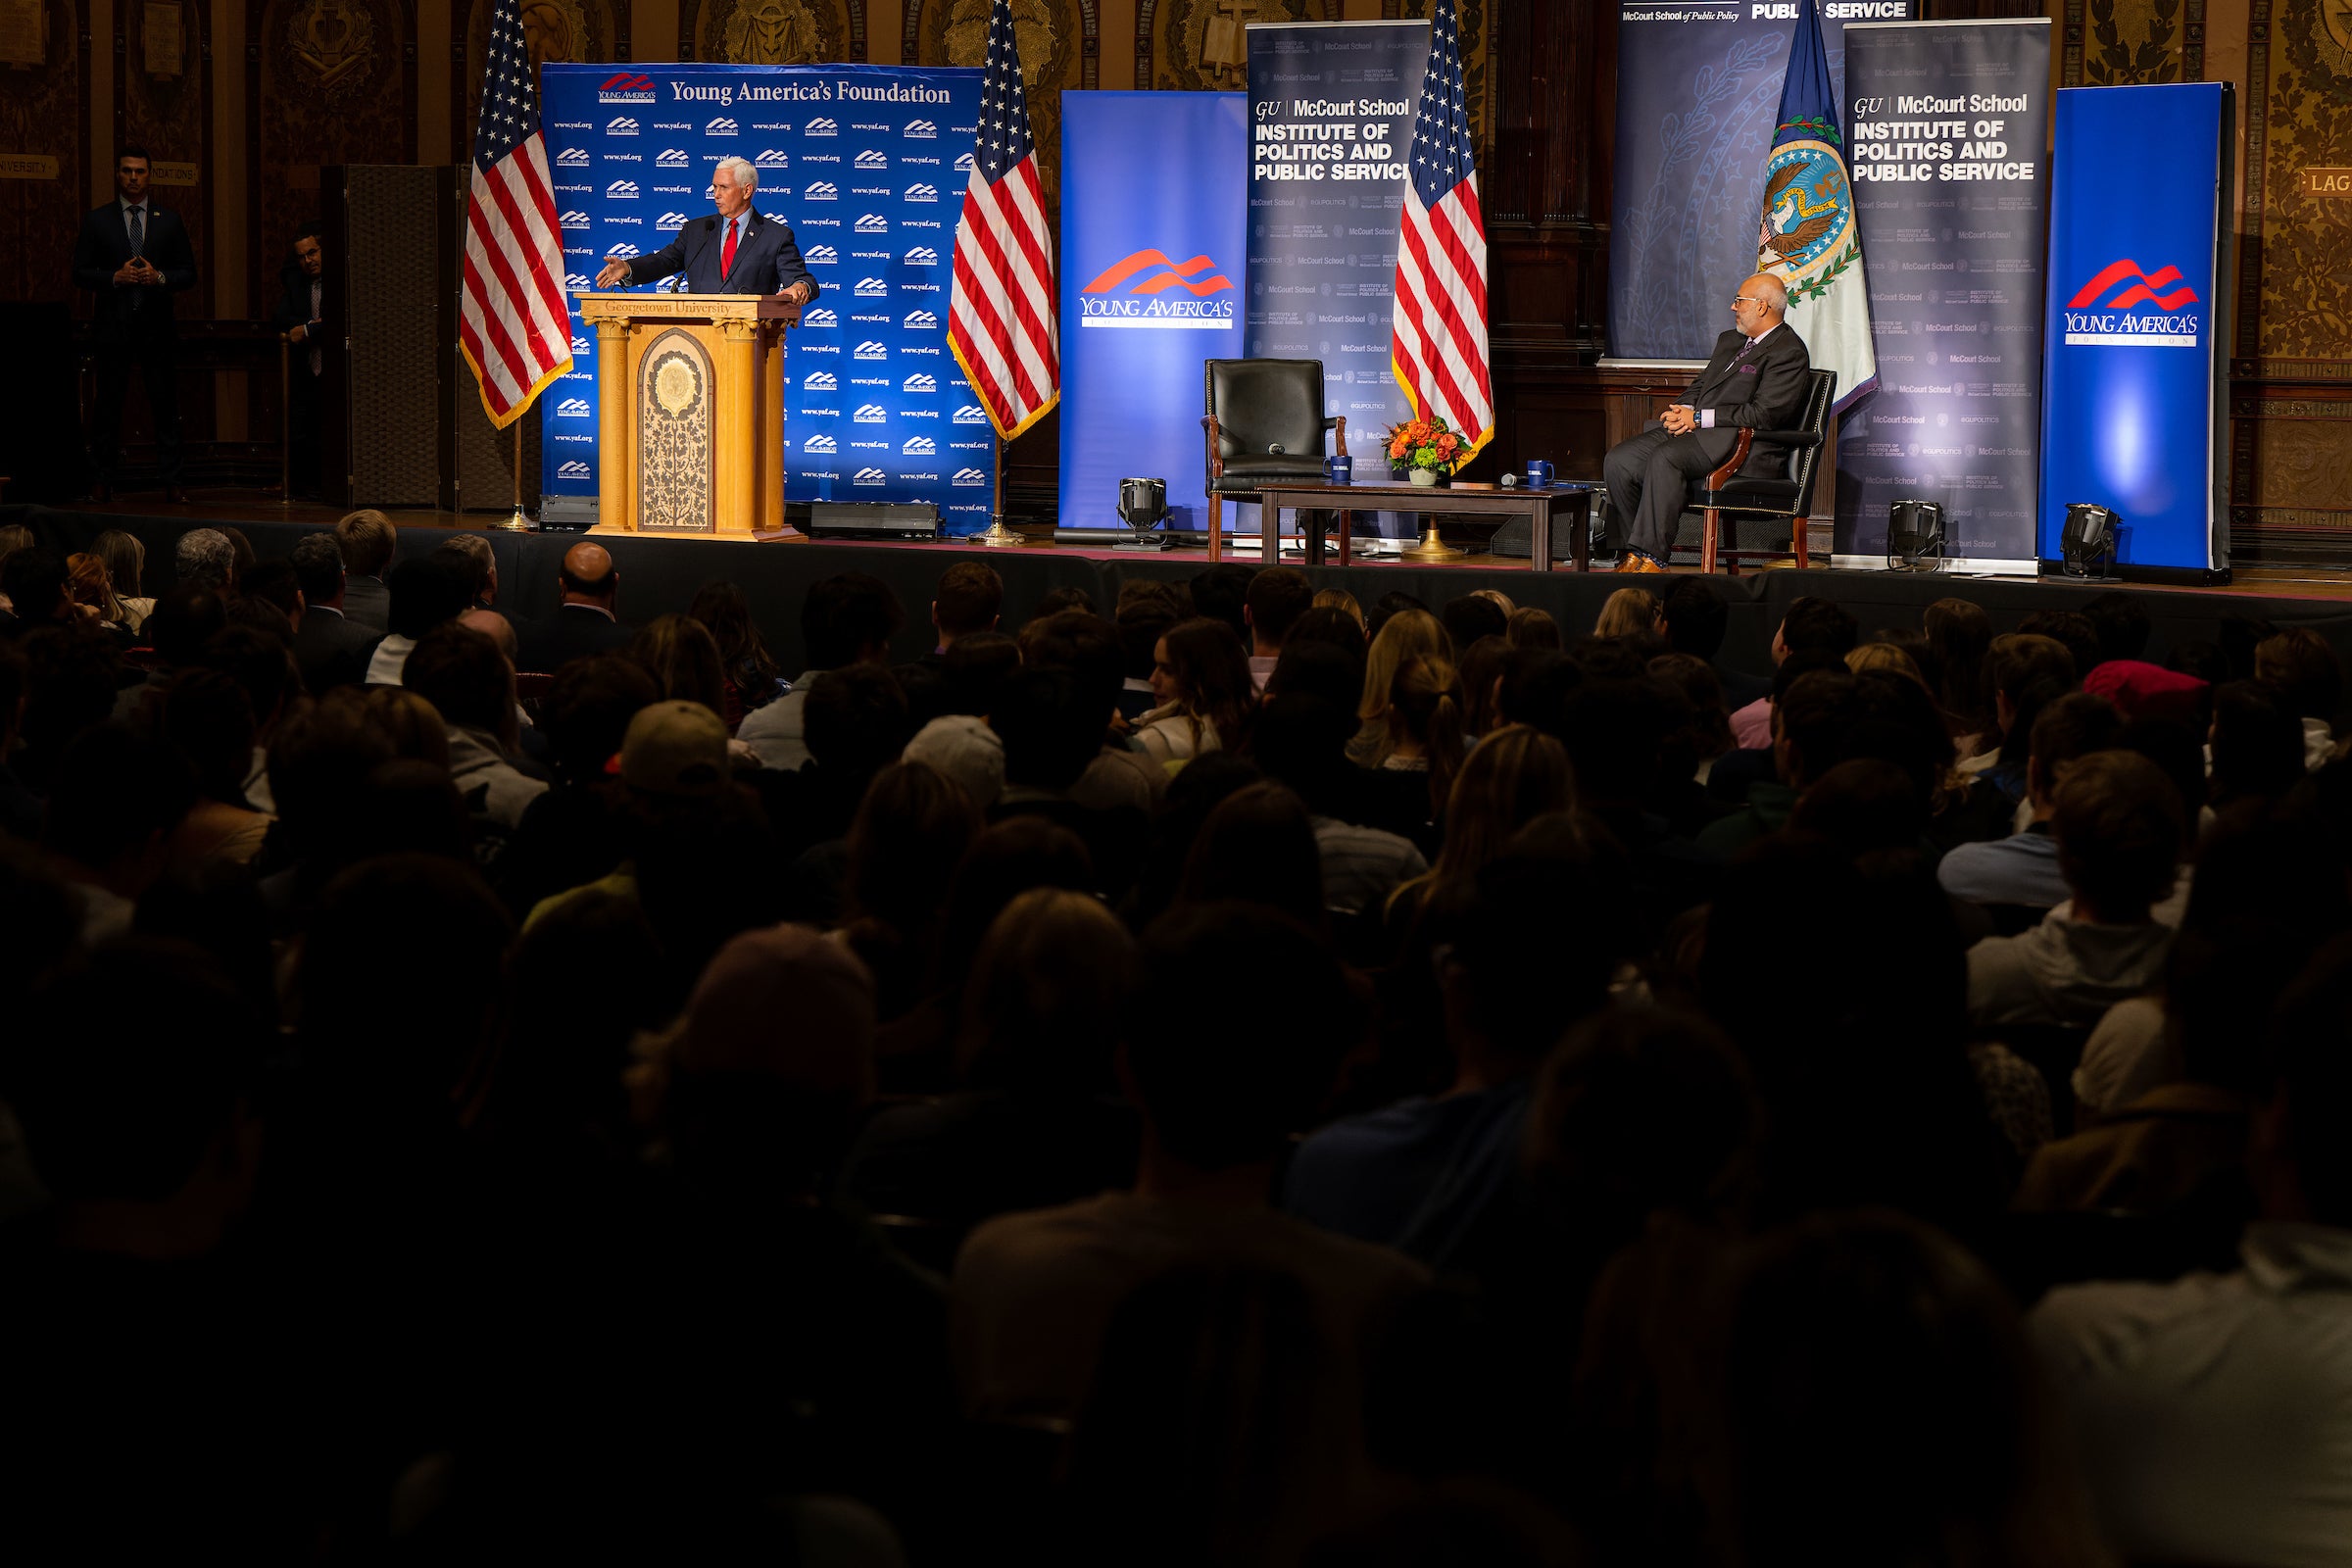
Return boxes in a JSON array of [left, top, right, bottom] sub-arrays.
[[11, 490, 2352, 678], [33, 487, 2352, 600]]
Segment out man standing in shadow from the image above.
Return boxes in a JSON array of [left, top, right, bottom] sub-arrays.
[[74, 146, 199, 503]]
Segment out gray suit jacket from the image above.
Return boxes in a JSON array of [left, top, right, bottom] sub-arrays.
[[341, 574, 390, 636]]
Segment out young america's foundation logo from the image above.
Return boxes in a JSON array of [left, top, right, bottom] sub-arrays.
[[1077, 249, 1238, 329], [599, 74, 655, 103], [2062, 260, 2202, 347]]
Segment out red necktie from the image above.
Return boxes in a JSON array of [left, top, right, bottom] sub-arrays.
[[721, 217, 738, 282]]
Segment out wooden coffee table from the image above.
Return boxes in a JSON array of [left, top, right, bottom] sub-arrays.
[[1246, 479, 1595, 571]]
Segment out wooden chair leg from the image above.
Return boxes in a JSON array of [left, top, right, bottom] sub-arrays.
[[1207, 493, 1222, 563], [1338, 508, 1352, 567], [1701, 508, 1719, 575], [1793, 512, 1810, 570]]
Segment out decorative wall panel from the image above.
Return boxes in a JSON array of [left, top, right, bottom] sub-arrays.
[[117, 0, 211, 313], [636, 325, 715, 532], [680, 0, 854, 62], [0, 0, 85, 304], [246, 0, 416, 314], [2063, 0, 2199, 86], [918, 0, 1084, 201]]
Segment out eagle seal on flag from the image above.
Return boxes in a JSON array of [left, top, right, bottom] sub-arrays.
[[1754, 0, 1875, 414]]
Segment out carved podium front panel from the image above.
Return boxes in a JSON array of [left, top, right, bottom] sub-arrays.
[[574, 293, 801, 536]]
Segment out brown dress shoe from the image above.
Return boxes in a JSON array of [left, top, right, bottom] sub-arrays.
[[1616, 552, 1664, 573]]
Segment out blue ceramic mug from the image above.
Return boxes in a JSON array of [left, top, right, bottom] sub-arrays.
[[1525, 460, 1553, 489], [1325, 455, 1353, 484]]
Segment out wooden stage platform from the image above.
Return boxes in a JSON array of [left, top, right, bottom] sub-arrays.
[[10, 490, 2352, 679]]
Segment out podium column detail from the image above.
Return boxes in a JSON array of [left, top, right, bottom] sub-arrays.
[[594, 317, 633, 532], [716, 317, 760, 535]]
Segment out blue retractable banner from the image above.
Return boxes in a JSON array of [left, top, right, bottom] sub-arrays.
[[2039, 83, 2233, 572], [1836, 19, 2050, 567], [1609, 0, 1915, 361], [539, 63, 993, 534], [1246, 20, 1427, 538], [1058, 92, 1249, 534]]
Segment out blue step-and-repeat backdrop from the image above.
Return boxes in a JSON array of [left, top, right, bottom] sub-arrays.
[[539, 63, 993, 534]]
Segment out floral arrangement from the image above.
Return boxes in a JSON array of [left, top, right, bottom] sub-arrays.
[[1384, 416, 1467, 474]]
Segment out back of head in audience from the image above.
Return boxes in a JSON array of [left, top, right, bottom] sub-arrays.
[[2, 548, 72, 625], [630, 613, 728, 714], [2209, 679, 2305, 806], [434, 534, 497, 607], [1592, 588, 1657, 643], [1157, 615, 1257, 746], [1245, 566, 1313, 656], [540, 655, 659, 783], [992, 665, 1102, 791], [557, 540, 618, 607], [335, 509, 398, 577], [2081, 590, 2152, 666], [1658, 578, 1730, 662], [959, 887, 1136, 1094], [1504, 607, 1561, 653], [801, 571, 905, 672], [1776, 595, 1858, 662], [1360, 608, 1448, 723], [942, 629, 1021, 717], [406, 622, 514, 735], [386, 555, 474, 640], [1311, 587, 1365, 629], [1020, 608, 1128, 723], [1418, 724, 1573, 891], [1457, 634, 1512, 737], [175, 528, 235, 591], [2254, 626, 2341, 727], [1443, 592, 1507, 653], [803, 663, 910, 779], [92, 529, 146, 602], [365, 685, 452, 768], [290, 530, 347, 608], [932, 560, 1004, 646], [2017, 610, 2099, 678], [2027, 691, 2123, 806], [1189, 564, 1256, 645], [2054, 750, 2183, 921], [1178, 779, 1324, 927]]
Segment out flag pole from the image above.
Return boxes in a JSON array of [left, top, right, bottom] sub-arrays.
[[494, 416, 532, 531], [976, 432, 1024, 548]]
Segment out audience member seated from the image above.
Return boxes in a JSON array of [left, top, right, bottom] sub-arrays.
[[2032, 938, 2352, 1566], [2209, 678, 2308, 812], [159, 668, 272, 873], [91, 528, 153, 633], [495, 655, 659, 918], [1697, 668, 1861, 857], [1188, 563, 1255, 646], [940, 630, 1021, 719], [741, 571, 904, 770], [332, 510, 397, 634], [1019, 610, 1160, 813], [844, 888, 1141, 1233], [950, 901, 1427, 1428], [1505, 606, 1561, 653], [174, 527, 236, 593], [1937, 692, 2122, 915], [366, 554, 473, 686], [1349, 609, 1448, 766], [288, 529, 380, 694], [1254, 693, 1426, 918], [1727, 596, 1857, 748], [1286, 850, 1612, 1266], [1442, 591, 1506, 654], [40, 724, 191, 943], [514, 542, 631, 676], [929, 561, 1004, 660], [1961, 632, 2080, 800], [1244, 566, 1312, 691], [1968, 751, 2183, 1030], [1112, 580, 1183, 724], [2254, 626, 2342, 770], [1132, 616, 1256, 769], [404, 620, 548, 837], [1354, 653, 1463, 851], [687, 579, 783, 728]]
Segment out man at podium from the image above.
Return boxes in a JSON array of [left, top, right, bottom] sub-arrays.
[[594, 155, 819, 305]]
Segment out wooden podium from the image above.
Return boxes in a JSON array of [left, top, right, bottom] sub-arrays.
[[573, 293, 802, 536]]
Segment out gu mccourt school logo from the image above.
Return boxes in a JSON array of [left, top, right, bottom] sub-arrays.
[[1078, 250, 1239, 329], [2062, 260, 2202, 347], [599, 73, 656, 103]]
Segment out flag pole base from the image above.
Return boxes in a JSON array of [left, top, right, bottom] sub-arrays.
[[1397, 524, 1464, 563], [491, 507, 533, 533], [976, 513, 1028, 548]]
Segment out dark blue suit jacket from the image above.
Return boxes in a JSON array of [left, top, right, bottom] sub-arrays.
[[622, 208, 819, 300], [73, 200, 199, 342]]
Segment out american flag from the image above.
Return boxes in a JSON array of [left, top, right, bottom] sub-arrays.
[[1390, 0, 1493, 453], [459, 0, 573, 427], [947, 0, 1058, 441]]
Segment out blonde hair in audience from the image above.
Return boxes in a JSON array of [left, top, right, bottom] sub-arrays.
[[1506, 607, 1561, 651], [1358, 608, 1448, 722], [1381, 654, 1467, 812], [1594, 588, 1658, 641], [1471, 587, 1517, 617], [1312, 587, 1365, 629], [1388, 723, 1574, 914], [1846, 642, 1928, 688], [364, 686, 451, 770]]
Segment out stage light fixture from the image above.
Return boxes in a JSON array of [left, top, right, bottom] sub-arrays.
[[2060, 503, 2119, 579], [1115, 476, 1174, 553], [1886, 499, 1945, 571]]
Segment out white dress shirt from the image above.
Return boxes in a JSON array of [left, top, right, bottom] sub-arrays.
[[2032, 1222, 2352, 1567]]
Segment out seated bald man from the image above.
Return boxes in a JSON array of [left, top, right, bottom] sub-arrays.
[[515, 542, 632, 674], [1601, 273, 1812, 572]]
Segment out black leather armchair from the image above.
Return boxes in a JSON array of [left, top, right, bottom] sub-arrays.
[[1200, 358, 1347, 563], [1684, 368, 1837, 574]]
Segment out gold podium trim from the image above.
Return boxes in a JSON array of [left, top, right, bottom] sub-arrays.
[[575, 292, 802, 537]]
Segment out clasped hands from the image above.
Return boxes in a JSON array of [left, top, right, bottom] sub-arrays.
[[1660, 404, 1699, 436], [113, 256, 165, 288]]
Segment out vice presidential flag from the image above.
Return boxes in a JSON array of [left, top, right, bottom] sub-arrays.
[[1390, 0, 1493, 454], [948, 0, 1059, 441], [459, 0, 573, 426], [1756, 0, 1875, 414]]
